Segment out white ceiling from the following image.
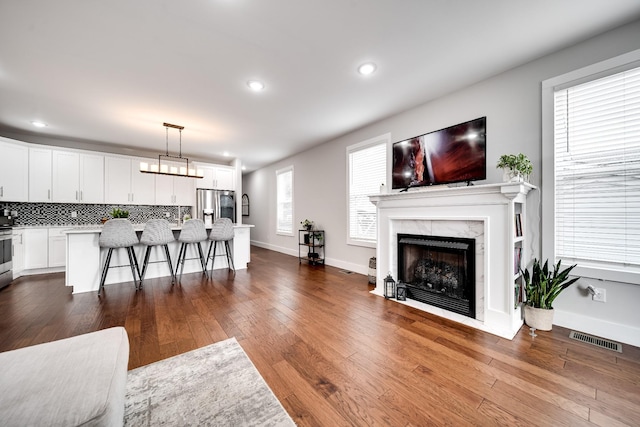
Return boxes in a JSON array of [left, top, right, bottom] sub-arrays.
[[1, 1, 640, 172]]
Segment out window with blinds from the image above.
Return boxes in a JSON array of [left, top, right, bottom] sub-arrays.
[[276, 166, 293, 235], [347, 137, 387, 246], [553, 65, 640, 274]]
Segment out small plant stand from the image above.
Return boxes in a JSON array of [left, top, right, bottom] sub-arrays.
[[298, 230, 325, 265]]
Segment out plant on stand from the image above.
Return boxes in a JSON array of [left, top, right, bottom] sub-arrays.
[[300, 219, 314, 231], [497, 153, 533, 182], [521, 258, 579, 331], [300, 219, 314, 244], [310, 231, 324, 246]]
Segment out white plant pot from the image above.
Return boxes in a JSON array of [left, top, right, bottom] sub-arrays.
[[502, 169, 524, 183], [524, 306, 554, 331]]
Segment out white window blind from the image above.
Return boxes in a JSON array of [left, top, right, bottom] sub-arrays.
[[276, 167, 293, 234], [348, 141, 387, 244], [553, 65, 640, 272]]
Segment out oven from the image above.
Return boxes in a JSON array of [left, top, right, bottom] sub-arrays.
[[0, 227, 12, 290]]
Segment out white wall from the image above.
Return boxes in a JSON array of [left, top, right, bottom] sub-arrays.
[[243, 18, 640, 346]]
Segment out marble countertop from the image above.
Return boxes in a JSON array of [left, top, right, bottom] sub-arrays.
[[14, 223, 254, 233]]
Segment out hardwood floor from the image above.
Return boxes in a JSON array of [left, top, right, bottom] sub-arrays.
[[1, 246, 639, 426]]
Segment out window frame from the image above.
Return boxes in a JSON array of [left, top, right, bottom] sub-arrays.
[[275, 165, 294, 236], [541, 48, 640, 285], [346, 133, 390, 248]]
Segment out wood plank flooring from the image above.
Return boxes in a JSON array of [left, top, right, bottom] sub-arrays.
[[1, 246, 639, 426]]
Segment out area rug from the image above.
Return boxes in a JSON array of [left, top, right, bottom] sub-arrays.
[[124, 337, 296, 426]]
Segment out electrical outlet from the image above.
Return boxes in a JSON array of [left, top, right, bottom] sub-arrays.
[[593, 288, 606, 302], [71, 211, 77, 218], [165, 212, 170, 218]]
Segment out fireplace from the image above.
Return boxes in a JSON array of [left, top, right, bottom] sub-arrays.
[[397, 234, 475, 318], [370, 182, 535, 339]]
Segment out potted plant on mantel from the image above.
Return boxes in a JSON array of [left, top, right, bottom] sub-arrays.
[[497, 153, 533, 183], [521, 258, 579, 331]]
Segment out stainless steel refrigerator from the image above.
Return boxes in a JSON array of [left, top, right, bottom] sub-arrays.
[[195, 188, 236, 227]]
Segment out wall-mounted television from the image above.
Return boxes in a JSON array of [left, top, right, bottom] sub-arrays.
[[391, 117, 486, 190]]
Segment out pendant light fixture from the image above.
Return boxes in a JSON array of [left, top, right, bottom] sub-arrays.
[[140, 122, 203, 178]]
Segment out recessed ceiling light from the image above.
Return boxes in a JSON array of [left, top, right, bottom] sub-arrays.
[[358, 62, 377, 76], [241, 165, 246, 171], [223, 151, 230, 157], [247, 80, 264, 91], [31, 121, 47, 128]]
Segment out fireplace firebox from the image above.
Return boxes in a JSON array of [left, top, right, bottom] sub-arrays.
[[397, 234, 475, 318]]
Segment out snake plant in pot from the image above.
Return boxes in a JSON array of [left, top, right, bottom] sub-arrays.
[[521, 258, 579, 331]]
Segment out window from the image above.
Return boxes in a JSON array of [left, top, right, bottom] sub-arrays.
[[276, 166, 293, 235], [542, 50, 640, 284], [347, 134, 389, 247]]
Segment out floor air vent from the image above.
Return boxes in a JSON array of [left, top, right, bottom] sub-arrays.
[[569, 331, 622, 353], [340, 270, 354, 275]]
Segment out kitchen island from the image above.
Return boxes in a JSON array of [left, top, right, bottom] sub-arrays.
[[65, 223, 254, 294]]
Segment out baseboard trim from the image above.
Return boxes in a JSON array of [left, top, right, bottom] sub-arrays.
[[554, 309, 640, 348], [250, 240, 369, 276]]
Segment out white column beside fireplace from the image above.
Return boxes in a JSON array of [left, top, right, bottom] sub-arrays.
[[370, 182, 536, 339]]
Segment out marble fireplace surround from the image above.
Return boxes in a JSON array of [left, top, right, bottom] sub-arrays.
[[370, 183, 533, 339]]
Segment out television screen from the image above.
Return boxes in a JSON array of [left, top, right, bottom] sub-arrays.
[[391, 117, 486, 189]]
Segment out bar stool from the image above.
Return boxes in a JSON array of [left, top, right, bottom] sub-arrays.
[[98, 218, 141, 294], [206, 218, 235, 273], [175, 218, 208, 281], [139, 219, 176, 286]]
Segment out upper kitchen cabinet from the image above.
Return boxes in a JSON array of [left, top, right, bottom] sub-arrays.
[[196, 164, 235, 191], [155, 162, 195, 206], [51, 150, 104, 204], [0, 138, 29, 202], [79, 153, 105, 203], [28, 147, 53, 202], [105, 156, 156, 205], [51, 150, 78, 202]]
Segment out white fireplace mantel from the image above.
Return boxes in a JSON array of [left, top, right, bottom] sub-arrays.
[[370, 182, 536, 339]]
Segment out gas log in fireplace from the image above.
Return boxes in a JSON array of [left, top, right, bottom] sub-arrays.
[[397, 234, 475, 318]]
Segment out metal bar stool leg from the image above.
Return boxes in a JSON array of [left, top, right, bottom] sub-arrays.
[[178, 243, 188, 281], [131, 246, 141, 285], [126, 247, 141, 290], [196, 242, 207, 274], [163, 244, 176, 283], [204, 240, 213, 272], [140, 246, 152, 284], [208, 241, 219, 275], [99, 248, 114, 295], [224, 240, 235, 271]]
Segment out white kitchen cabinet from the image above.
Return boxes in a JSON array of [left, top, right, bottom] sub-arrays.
[[12, 229, 24, 278], [52, 150, 80, 203], [29, 147, 53, 202], [174, 175, 195, 206], [130, 159, 156, 205], [105, 156, 155, 205], [23, 228, 48, 270], [196, 164, 235, 191], [79, 153, 104, 203], [155, 163, 195, 206], [52, 150, 104, 204], [0, 138, 29, 202], [48, 228, 68, 268], [104, 156, 130, 205], [213, 166, 235, 191]]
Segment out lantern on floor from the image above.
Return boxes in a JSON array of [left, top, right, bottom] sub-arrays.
[[396, 281, 407, 301], [383, 273, 396, 299]]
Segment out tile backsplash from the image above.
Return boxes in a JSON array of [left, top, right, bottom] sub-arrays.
[[1, 202, 192, 227]]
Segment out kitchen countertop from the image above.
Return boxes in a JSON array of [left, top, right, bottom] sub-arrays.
[[14, 223, 255, 233]]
